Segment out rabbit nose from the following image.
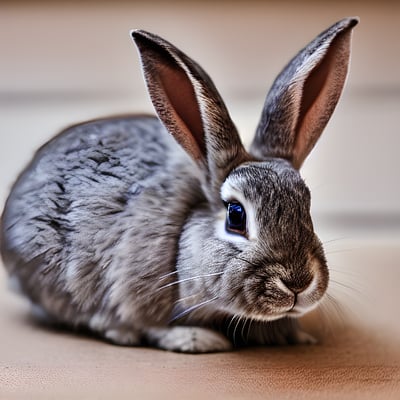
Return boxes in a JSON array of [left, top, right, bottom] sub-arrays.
[[279, 275, 314, 295]]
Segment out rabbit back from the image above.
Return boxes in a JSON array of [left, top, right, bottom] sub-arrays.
[[1, 115, 204, 331]]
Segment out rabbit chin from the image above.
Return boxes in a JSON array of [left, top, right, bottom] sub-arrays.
[[219, 295, 324, 323], [236, 305, 317, 323]]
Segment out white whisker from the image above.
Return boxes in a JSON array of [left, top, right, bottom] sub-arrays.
[[226, 314, 239, 341], [157, 271, 224, 292], [158, 266, 199, 281], [319, 292, 350, 332], [329, 279, 363, 296], [173, 293, 200, 305], [313, 300, 339, 337], [240, 317, 250, 344], [325, 248, 357, 255], [169, 296, 219, 323], [246, 317, 254, 344], [232, 315, 244, 347], [329, 266, 362, 280], [158, 270, 179, 281], [322, 237, 348, 246]]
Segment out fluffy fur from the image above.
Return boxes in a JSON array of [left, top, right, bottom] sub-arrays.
[[0, 17, 358, 353]]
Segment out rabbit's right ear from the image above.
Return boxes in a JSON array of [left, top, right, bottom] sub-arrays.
[[131, 30, 248, 202], [251, 17, 358, 169]]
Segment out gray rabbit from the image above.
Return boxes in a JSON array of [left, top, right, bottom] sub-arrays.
[[0, 17, 358, 353]]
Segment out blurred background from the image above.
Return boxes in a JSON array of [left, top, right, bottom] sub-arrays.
[[1, 0, 399, 243]]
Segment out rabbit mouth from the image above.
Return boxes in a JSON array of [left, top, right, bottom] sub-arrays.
[[230, 267, 328, 322], [286, 301, 321, 317], [235, 300, 321, 322]]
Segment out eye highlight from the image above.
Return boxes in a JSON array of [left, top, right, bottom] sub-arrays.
[[225, 201, 247, 236]]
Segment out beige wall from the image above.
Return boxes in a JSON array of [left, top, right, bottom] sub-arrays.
[[1, 1, 399, 229]]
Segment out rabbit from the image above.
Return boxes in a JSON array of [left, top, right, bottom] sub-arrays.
[[0, 17, 358, 353]]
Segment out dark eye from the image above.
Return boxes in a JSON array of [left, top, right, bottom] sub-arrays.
[[225, 202, 246, 236]]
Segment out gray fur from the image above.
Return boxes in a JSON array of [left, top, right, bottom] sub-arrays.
[[1, 116, 203, 336], [1, 18, 357, 353]]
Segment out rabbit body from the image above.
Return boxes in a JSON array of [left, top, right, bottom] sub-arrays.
[[1, 116, 206, 341], [1, 18, 358, 352], [1, 116, 316, 351]]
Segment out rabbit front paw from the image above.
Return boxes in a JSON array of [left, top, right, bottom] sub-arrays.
[[104, 328, 141, 346], [146, 326, 233, 353]]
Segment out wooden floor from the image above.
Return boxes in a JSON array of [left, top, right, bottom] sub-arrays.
[[1, 1, 399, 399]]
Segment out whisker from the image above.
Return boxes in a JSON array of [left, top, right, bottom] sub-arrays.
[[158, 270, 179, 281], [314, 299, 341, 338], [329, 266, 362, 279], [169, 296, 219, 323], [322, 237, 348, 246], [158, 266, 199, 281], [240, 317, 250, 344], [173, 293, 200, 305], [232, 315, 244, 347], [226, 314, 239, 343], [246, 317, 254, 344], [325, 293, 345, 315], [325, 248, 357, 255], [321, 292, 350, 329], [328, 269, 369, 310], [157, 271, 224, 292], [329, 279, 364, 296]]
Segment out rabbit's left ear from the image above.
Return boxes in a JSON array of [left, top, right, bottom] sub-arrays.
[[251, 17, 358, 169], [131, 30, 248, 201]]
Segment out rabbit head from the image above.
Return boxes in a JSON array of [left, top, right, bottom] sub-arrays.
[[132, 17, 358, 323]]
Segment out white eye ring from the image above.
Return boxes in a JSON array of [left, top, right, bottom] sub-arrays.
[[215, 215, 248, 244]]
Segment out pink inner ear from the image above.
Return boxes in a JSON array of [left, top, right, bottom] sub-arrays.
[[293, 52, 333, 169], [298, 56, 331, 127], [293, 32, 350, 169], [158, 62, 206, 161]]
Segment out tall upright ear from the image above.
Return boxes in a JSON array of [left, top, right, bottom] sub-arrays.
[[250, 17, 358, 169], [131, 30, 248, 201]]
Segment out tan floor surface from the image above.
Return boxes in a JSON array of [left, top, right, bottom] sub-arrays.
[[1, 1, 400, 399], [1, 243, 400, 399]]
